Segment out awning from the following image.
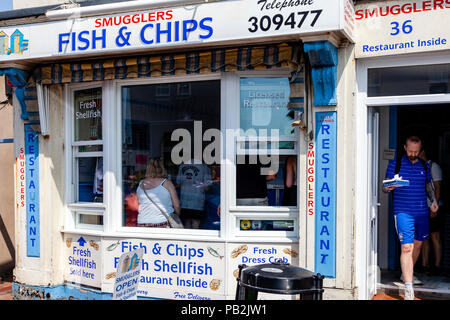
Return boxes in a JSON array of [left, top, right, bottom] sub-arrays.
[[35, 42, 303, 84]]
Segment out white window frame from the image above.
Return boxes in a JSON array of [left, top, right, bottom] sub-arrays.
[[113, 74, 224, 239], [226, 70, 300, 241], [64, 81, 108, 232], [63, 70, 300, 243]]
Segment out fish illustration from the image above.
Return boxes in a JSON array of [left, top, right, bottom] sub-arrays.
[[66, 238, 72, 248], [231, 245, 247, 258], [106, 272, 116, 279], [107, 240, 120, 251], [207, 247, 224, 259], [210, 279, 221, 291], [282, 248, 298, 258], [233, 269, 240, 278], [89, 240, 99, 251]]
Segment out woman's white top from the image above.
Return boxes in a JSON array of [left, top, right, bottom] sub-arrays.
[[137, 178, 174, 224]]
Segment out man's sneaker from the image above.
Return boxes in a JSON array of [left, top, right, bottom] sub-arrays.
[[404, 286, 415, 300], [400, 274, 423, 285]]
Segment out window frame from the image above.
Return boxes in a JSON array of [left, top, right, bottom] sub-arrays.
[[63, 70, 299, 242], [64, 81, 108, 232], [226, 70, 300, 240], [114, 74, 224, 239]]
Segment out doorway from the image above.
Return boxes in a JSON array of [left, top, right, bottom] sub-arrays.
[[376, 104, 450, 299]]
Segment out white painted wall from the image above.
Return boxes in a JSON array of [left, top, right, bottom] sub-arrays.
[[13, 0, 65, 10]]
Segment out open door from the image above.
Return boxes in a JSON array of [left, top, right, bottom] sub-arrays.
[[367, 108, 380, 299]]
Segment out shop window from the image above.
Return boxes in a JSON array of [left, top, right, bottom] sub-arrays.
[[368, 63, 450, 97], [236, 77, 298, 207], [122, 80, 221, 230], [68, 87, 104, 230]]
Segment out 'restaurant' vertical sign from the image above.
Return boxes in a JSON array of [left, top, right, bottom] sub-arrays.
[[25, 124, 40, 257], [314, 112, 336, 278]]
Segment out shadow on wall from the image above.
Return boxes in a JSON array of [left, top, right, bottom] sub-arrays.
[[0, 213, 14, 276]]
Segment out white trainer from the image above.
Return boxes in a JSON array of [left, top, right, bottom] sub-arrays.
[[404, 286, 415, 300], [400, 274, 423, 285]]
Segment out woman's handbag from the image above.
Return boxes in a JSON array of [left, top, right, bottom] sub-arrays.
[[140, 183, 184, 229]]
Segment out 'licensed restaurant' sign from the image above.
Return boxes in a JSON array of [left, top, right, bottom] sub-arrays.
[[0, 0, 354, 62]]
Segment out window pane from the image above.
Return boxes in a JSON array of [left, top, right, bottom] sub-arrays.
[[368, 64, 450, 97], [236, 155, 297, 207], [77, 157, 103, 202], [240, 78, 292, 136], [122, 81, 220, 230], [77, 212, 103, 226], [74, 88, 102, 141], [78, 145, 103, 152]]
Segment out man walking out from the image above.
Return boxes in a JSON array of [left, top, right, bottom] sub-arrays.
[[383, 136, 439, 300]]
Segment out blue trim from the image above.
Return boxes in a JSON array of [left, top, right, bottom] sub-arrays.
[[12, 282, 163, 300], [303, 41, 338, 107], [0, 68, 31, 120], [0, 138, 13, 143], [388, 106, 398, 270]]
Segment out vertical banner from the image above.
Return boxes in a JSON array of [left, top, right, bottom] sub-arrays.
[[25, 124, 40, 257], [314, 112, 337, 278]]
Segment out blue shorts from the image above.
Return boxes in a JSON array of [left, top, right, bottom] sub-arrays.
[[394, 212, 429, 244]]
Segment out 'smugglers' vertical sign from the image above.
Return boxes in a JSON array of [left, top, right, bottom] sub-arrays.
[[25, 124, 40, 257], [314, 112, 337, 278]]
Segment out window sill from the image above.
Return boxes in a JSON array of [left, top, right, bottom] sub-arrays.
[[228, 206, 298, 213], [60, 228, 298, 243], [67, 202, 106, 210]]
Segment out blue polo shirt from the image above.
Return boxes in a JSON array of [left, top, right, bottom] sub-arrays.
[[385, 155, 431, 216]]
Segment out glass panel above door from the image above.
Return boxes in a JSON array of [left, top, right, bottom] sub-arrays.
[[368, 64, 450, 97]]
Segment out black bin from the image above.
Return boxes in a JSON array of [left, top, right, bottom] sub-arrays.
[[235, 260, 324, 300]]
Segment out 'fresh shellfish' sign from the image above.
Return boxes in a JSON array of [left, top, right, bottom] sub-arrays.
[[65, 235, 102, 288], [103, 239, 226, 300]]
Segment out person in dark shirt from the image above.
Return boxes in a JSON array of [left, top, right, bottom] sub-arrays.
[[383, 136, 438, 300], [236, 155, 276, 206]]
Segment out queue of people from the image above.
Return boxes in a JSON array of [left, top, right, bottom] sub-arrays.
[[124, 158, 220, 230], [125, 155, 297, 230]]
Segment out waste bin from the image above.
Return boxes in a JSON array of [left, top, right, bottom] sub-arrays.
[[235, 260, 324, 300]]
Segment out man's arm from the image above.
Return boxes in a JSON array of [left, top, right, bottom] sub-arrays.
[[382, 159, 396, 193], [434, 180, 441, 204], [426, 182, 439, 214]]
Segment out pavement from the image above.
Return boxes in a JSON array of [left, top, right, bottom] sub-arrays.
[[373, 293, 423, 300], [0, 273, 429, 301], [0, 274, 13, 300]]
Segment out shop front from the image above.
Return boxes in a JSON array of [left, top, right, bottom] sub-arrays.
[[355, 0, 450, 299], [1, 0, 357, 300]]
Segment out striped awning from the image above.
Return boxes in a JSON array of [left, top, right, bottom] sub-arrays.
[[33, 42, 303, 84]]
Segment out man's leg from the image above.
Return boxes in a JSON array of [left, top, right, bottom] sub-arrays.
[[395, 213, 417, 282], [430, 232, 442, 268], [412, 240, 423, 266], [400, 243, 415, 284], [421, 239, 430, 268]]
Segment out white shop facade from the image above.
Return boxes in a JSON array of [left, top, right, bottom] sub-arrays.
[[0, 0, 359, 300]]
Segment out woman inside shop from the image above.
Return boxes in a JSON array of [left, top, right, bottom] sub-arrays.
[[136, 158, 181, 228]]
